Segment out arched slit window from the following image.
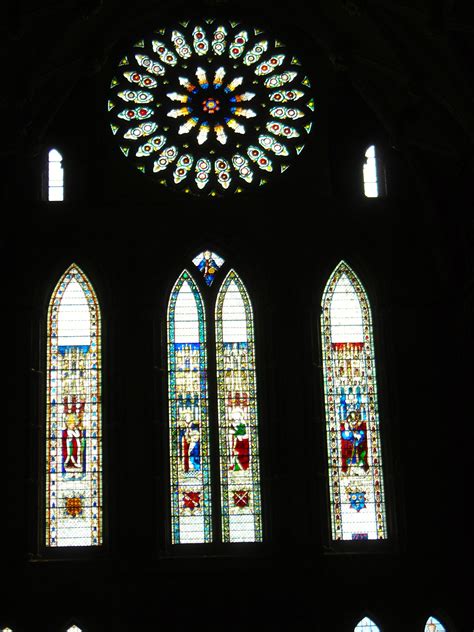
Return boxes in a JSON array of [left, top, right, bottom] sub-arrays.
[[216, 270, 262, 543], [363, 145, 385, 198], [47, 149, 64, 201], [167, 270, 212, 544], [425, 616, 447, 632], [167, 258, 263, 544], [321, 261, 387, 541], [355, 617, 381, 632], [46, 264, 102, 546]]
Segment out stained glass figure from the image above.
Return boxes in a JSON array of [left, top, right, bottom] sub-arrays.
[[48, 148, 64, 201], [321, 261, 387, 541], [46, 265, 102, 547], [192, 250, 225, 286], [215, 270, 262, 542], [425, 616, 447, 632], [109, 20, 314, 194], [167, 271, 212, 543], [355, 618, 381, 632]]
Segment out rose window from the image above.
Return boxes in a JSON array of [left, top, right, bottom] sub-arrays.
[[109, 19, 314, 195]]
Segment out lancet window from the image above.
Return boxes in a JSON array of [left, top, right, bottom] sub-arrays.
[[46, 264, 102, 546], [167, 253, 262, 544], [321, 261, 387, 541]]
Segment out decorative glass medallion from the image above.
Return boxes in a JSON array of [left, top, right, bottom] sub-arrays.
[[109, 20, 314, 194], [192, 250, 225, 286]]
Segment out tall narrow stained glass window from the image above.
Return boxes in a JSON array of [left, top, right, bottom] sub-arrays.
[[167, 271, 211, 543], [167, 261, 262, 544], [46, 264, 102, 546], [321, 261, 387, 541], [216, 270, 262, 542]]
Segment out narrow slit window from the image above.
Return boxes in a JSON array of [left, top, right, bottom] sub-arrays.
[[321, 261, 387, 541], [363, 145, 379, 198], [48, 149, 64, 201], [46, 264, 102, 546]]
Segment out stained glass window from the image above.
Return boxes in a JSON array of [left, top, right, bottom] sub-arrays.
[[425, 616, 447, 632], [167, 260, 262, 544], [321, 261, 387, 541], [48, 149, 64, 201], [46, 264, 102, 546], [109, 19, 314, 195], [355, 617, 380, 632], [67, 627, 82, 632], [215, 270, 262, 542], [167, 271, 211, 543]]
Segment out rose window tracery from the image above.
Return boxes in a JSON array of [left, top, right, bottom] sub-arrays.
[[109, 19, 314, 195]]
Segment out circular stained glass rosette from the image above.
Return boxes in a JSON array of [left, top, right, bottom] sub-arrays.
[[108, 19, 315, 195]]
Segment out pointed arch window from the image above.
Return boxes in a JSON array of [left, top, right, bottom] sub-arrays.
[[167, 256, 262, 544], [355, 617, 381, 632], [47, 149, 64, 201], [46, 264, 102, 547], [321, 261, 387, 541], [425, 616, 447, 632]]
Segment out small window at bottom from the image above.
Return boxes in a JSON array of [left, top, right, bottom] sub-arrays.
[[48, 148, 64, 201], [355, 617, 381, 632], [425, 617, 447, 632]]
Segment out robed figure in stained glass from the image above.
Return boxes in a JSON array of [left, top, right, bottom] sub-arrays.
[[62, 395, 86, 474], [340, 410, 369, 474], [179, 411, 201, 473]]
